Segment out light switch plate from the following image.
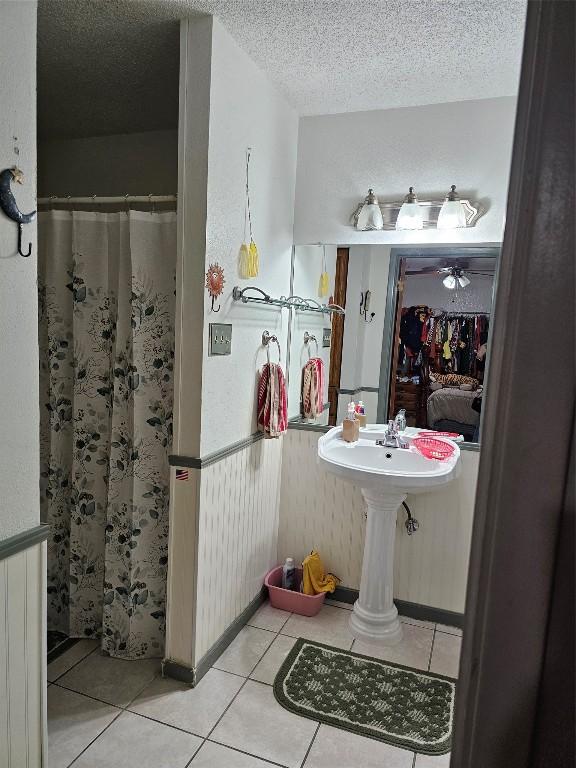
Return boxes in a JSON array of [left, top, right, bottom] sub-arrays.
[[323, 327, 332, 348], [209, 323, 232, 355]]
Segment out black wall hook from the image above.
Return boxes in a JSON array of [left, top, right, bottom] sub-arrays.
[[0, 167, 36, 258], [210, 295, 221, 312], [18, 223, 32, 257]]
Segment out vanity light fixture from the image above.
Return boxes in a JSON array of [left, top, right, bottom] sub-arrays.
[[351, 187, 483, 230], [396, 187, 423, 230], [437, 185, 467, 230], [355, 189, 384, 231]]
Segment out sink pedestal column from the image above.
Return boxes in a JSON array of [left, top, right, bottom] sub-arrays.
[[349, 489, 406, 646]]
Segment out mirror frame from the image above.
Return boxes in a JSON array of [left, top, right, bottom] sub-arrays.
[[376, 245, 501, 451]]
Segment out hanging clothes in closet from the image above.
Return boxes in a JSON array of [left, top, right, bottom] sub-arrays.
[[399, 305, 429, 371], [426, 313, 490, 376]]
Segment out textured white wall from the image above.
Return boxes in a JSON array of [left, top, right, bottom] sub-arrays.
[[403, 272, 494, 314], [0, 1, 39, 541], [294, 97, 516, 246], [336, 246, 391, 422], [278, 429, 477, 613], [200, 18, 299, 456], [337, 246, 392, 392], [361, 249, 391, 387], [340, 246, 370, 392], [38, 130, 178, 197]]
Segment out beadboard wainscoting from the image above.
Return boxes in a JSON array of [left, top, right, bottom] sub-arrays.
[[278, 429, 478, 613], [166, 436, 284, 679], [0, 529, 48, 768], [194, 437, 283, 662]]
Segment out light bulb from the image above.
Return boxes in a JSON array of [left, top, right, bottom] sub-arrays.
[[396, 187, 423, 230], [356, 189, 384, 230], [437, 185, 467, 229], [457, 274, 470, 288], [443, 274, 457, 289]]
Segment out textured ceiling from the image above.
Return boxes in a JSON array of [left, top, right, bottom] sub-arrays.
[[38, 0, 526, 139]]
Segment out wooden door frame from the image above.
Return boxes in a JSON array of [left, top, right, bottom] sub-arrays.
[[328, 247, 349, 425], [452, 2, 575, 765]]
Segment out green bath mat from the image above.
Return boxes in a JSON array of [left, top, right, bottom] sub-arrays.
[[273, 639, 455, 755]]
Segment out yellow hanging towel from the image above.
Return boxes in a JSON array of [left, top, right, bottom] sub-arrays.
[[302, 550, 340, 595], [317, 244, 329, 298]]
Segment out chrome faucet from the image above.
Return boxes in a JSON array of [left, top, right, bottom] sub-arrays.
[[376, 420, 409, 449]]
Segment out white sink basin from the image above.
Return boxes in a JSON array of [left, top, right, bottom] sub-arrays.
[[318, 426, 460, 492], [317, 424, 461, 646]]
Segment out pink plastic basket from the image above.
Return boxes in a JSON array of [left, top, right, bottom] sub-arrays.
[[264, 566, 326, 616], [413, 436, 456, 461]]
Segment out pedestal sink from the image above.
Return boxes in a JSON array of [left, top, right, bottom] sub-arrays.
[[318, 425, 460, 646]]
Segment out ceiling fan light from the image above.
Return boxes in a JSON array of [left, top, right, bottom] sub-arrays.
[[396, 187, 423, 230], [437, 185, 467, 229], [457, 274, 471, 288], [356, 188, 384, 230], [443, 274, 457, 289]]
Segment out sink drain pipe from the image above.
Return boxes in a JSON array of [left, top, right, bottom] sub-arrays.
[[402, 501, 419, 535]]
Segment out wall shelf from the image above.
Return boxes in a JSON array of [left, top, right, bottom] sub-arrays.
[[232, 286, 345, 316]]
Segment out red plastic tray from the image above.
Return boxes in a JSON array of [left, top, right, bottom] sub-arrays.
[[412, 437, 456, 461]]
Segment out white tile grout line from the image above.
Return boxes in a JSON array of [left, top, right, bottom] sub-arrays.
[[300, 722, 321, 768], [48, 642, 101, 683], [246, 606, 293, 634], [427, 627, 437, 672], [435, 626, 463, 637], [63, 665, 165, 768], [203, 739, 291, 768], [186, 621, 301, 768]]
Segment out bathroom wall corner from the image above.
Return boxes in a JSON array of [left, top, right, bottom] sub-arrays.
[[172, 15, 214, 461], [165, 466, 201, 669], [165, 16, 214, 671], [167, 14, 296, 672]]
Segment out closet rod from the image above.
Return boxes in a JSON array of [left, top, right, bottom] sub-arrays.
[[432, 310, 491, 317], [37, 195, 177, 204]]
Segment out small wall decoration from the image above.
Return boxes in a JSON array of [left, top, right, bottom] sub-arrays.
[[206, 262, 225, 312], [318, 244, 329, 298], [238, 147, 260, 279], [0, 167, 36, 257]]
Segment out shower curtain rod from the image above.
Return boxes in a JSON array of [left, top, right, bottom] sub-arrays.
[[37, 195, 177, 204]]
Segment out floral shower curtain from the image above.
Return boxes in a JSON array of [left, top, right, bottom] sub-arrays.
[[38, 209, 176, 659]]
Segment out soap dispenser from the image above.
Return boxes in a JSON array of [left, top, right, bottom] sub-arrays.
[[342, 402, 360, 443], [356, 400, 367, 428]]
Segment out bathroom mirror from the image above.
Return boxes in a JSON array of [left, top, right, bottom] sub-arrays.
[[287, 244, 499, 447], [286, 245, 338, 425]]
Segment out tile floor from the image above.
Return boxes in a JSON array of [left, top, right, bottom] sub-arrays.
[[47, 600, 461, 768]]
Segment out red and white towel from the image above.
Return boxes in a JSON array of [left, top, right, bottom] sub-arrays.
[[301, 357, 325, 419], [257, 362, 288, 438]]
